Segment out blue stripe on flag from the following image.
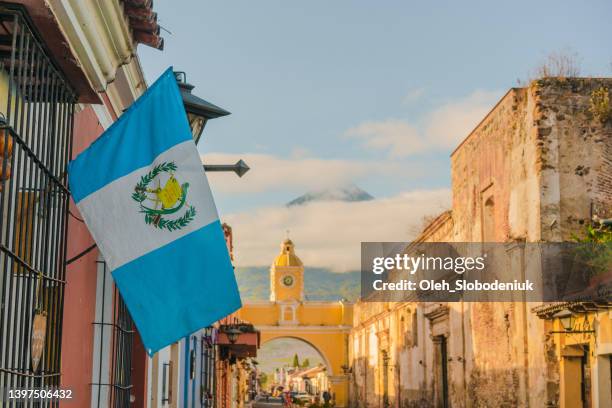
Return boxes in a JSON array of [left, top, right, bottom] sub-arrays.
[[68, 68, 192, 203], [111, 220, 242, 355]]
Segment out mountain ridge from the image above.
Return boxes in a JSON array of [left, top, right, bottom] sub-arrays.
[[286, 184, 374, 207], [235, 266, 360, 301]]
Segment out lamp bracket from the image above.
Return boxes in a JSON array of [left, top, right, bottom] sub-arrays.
[[203, 159, 250, 177]]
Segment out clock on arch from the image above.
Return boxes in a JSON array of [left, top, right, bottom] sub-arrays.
[[282, 274, 294, 287]]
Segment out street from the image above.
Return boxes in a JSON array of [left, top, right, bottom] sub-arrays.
[[252, 396, 283, 408]]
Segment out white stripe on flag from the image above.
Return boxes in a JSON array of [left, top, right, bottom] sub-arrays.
[[77, 140, 218, 270]]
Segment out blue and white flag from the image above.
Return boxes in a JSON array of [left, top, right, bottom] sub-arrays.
[[68, 68, 241, 354]]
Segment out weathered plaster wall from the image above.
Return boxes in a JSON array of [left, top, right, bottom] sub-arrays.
[[533, 78, 612, 241], [349, 78, 612, 408]]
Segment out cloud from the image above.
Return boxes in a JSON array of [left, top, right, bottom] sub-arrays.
[[402, 87, 425, 104], [424, 90, 501, 150], [223, 188, 451, 272], [344, 120, 427, 157], [345, 89, 501, 157], [201, 152, 401, 195]]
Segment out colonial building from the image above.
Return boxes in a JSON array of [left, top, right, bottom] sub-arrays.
[[0, 2, 241, 408], [0, 1, 162, 407], [148, 224, 261, 408], [285, 364, 329, 396], [349, 78, 612, 407], [237, 238, 354, 407]]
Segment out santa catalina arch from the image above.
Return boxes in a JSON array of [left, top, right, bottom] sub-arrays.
[[236, 239, 353, 407]]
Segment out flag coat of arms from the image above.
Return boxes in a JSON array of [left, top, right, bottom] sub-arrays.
[[68, 68, 241, 354]]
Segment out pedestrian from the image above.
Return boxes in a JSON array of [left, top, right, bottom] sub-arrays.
[[322, 390, 331, 407], [283, 391, 293, 408]]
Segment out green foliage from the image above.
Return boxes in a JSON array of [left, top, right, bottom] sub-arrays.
[[259, 372, 268, 389], [292, 353, 300, 367], [572, 224, 612, 278], [590, 87, 611, 124], [144, 205, 196, 232], [573, 224, 612, 244], [301, 358, 310, 368]]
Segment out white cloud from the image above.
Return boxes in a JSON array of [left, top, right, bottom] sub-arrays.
[[424, 90, 501, 149], [402, 87, 425, 104], [344, 120, 427, 157], [224, 189, 451, 272], [201, 152, 402, 195], [345, 89, 501, 157]]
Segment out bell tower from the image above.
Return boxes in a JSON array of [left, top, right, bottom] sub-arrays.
[[270, 238, 304, 302]]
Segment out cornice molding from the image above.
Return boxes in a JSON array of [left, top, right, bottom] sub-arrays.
[[46, 0, 144, 96]]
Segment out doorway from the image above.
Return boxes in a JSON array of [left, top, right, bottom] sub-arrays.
[[434, 335, 449, 408], [580, 346, 591, 408]]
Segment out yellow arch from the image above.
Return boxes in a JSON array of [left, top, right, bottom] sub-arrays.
[[236, 301, 353, 407]]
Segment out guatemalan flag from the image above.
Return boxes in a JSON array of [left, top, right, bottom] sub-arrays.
[[68, 68, 242, 354]]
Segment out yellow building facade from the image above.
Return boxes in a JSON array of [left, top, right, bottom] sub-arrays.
[[236, 239, 353, 407]]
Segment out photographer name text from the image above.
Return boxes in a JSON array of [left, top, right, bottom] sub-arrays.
[[372, 279, 535, 292]]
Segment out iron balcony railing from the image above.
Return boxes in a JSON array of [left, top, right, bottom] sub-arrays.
[[0, 5, 76, 407]]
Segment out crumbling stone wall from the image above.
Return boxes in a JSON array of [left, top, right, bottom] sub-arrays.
[[533, 78, 612, 240], [349, 78, 612, 408], [447, 78, 611, 407]]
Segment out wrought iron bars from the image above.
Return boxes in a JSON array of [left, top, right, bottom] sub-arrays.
[[91, 260, 135, 408], [200, 327, 216, 408], [0, 7, 76, 407]]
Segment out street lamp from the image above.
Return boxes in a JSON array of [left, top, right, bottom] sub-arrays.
[[226, 327, 242, 344], [550, 309, 594, 334], [340, 364, 352, 375], [174, 71, 230, 144], [554, 310, 573, 331], [174, 71, 250, 178]]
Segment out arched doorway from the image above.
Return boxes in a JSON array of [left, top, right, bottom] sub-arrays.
[[236, 237, 353, 407], [258, 337, 332, 399]]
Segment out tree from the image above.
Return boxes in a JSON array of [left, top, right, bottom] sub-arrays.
[[301, 358, 310, 368], [292, 353, 300, 367], [259, 372, 269, 389]]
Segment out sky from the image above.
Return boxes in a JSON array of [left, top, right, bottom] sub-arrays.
[[139, 0, 612, 271]]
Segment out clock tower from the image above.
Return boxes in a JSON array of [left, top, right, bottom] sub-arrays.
[[270, 238, 304, 302]]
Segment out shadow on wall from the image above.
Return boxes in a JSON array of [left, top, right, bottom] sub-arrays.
[[348, 301, 563, 408]]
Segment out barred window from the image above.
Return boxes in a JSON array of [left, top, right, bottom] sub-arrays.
[[0, 5, 76, 404], [91, 260, 135, 407], [200, 327, 216, 407]]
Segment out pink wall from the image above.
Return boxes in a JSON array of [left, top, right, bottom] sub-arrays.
[[60, 98, 149, 407], [60, 105, 104, 407]]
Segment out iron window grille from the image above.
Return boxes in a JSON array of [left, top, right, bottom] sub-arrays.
[[91, 260, 135, 408], [0, 4, 76, 406], [200, 327, 216, 408]]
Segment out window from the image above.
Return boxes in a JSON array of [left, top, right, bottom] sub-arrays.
[[0, 6, 76, 398], [482, 195, 495, 242], [281, 305, 296, 324], [200, 327, 216, 407], [91, 260, 135, 407]]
